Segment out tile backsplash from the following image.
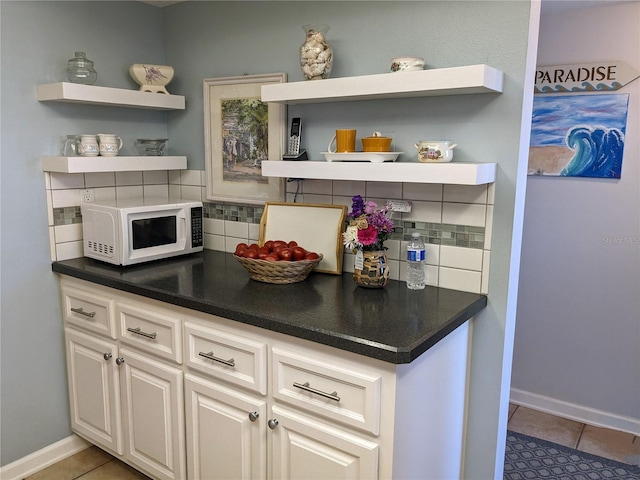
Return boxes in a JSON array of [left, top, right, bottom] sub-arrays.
[[45, 169, 494, 294]]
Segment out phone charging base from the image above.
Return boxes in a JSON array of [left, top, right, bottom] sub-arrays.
[[282, 150, 308, 161]]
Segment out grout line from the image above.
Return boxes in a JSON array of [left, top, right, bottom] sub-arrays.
[[574, 423, 587, 449], [72, 450, 115, 480]]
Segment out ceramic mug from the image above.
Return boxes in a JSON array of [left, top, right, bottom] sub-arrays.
[[78, 134, 99, 157], [98, 134, 123, 157], [328, 129, 357, 153], [415, 140, 457, 163]]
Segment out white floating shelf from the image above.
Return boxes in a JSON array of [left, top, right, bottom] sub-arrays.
[[37, 82, 185, 110], [42, 156, 187, 173], [261, 161, 496, 185], [261, 64, 503, 104]]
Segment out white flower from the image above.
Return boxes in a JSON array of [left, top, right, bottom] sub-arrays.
[[342, 225, 361, 251]]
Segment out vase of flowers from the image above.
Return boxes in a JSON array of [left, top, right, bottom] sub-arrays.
[[343, 195, 395, 288]]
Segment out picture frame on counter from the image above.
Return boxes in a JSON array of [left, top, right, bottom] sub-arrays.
[[204, 73, 286, 204]]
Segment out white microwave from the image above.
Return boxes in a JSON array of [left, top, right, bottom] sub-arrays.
[[81, 198, 203, 266]]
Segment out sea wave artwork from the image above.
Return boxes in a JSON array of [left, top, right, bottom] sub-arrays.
[[528, 94, 629, 177]]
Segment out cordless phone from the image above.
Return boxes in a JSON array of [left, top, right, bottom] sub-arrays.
[[283, 117, 308, 160]]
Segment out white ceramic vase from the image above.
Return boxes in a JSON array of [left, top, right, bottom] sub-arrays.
[[129, 64, 174, 94]]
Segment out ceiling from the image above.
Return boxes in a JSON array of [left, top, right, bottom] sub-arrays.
[[138, 0, 635, 12]]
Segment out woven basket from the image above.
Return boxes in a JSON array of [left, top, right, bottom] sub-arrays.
[[233, 254, 323, 284]]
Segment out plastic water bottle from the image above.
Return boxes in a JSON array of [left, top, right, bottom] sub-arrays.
[[406, 232, 426, 290]]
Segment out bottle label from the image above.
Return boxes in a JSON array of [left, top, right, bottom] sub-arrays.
[[407, 249, 425, 262]]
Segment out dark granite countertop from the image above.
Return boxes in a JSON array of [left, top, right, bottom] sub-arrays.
[[52, 250, 487, 364]]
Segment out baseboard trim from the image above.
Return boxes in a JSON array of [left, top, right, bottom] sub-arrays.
[[510, 388, 640, 436], [0, 434, 90, 480]]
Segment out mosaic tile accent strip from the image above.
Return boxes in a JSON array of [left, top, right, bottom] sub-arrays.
[[203, 202, 264, 224], [53, 206, 82, 226], [403, 221, 485, 249], [53, 202, 484, 250]]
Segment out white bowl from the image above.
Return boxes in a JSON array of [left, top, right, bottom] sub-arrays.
[[129, 64, 174, 94], [136, 139, 168, 156]]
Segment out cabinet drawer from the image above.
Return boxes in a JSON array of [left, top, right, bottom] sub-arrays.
[[63, 284, 116, 339], [118, 302, 182, 364], [272, 347, 382, 435], [184, 321, 267, 395]]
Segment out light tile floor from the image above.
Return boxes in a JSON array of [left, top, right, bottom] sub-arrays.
[[25, 404, 640, 479], [507, 403, 640, 467]]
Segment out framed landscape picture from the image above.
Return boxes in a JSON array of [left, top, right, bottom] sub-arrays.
[[204, 73, 286, 204]]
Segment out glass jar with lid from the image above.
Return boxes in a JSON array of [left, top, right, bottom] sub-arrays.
[[66, 52, 97, 85]]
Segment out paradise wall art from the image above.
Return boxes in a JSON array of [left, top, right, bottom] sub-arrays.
[[528, 93, 629, 178]]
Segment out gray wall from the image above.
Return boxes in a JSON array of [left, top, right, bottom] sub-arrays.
[[1, 2, 537, 477], [513, 2, 640, 429], [165, 4, 537, 474], [0, 1, 168, 465]]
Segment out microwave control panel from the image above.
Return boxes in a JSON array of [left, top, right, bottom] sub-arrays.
[[191, 206, 203, 248]]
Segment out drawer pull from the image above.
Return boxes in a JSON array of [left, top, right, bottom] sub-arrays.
[[293, 381, 340, 402], [127, 327, 157, 340], [70, 307, 96, 318], [199, 351, 235, 367]]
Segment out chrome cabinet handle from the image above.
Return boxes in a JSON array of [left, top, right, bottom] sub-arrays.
[[267, 418, 279, 430], [70, 307, 96, 318], [293, 381, 340, 402], [103, 352, 112, 361], [198, 351, 235, 367], [115, 357, 125, 366], [248, 411, 259, 422], [127, 327, 157, 340]]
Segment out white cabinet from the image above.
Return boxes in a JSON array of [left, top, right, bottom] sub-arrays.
[[119, 348, 185, 480], [183, 319, 382, 480], [65, 327, 122, 455], [59, 275, 473, 480], [184, 373, 267, 480], [269, 405, 379, 480], [37, 82, 187, 173], [61, 279, 187, 480], [260, 64, 502, 185]]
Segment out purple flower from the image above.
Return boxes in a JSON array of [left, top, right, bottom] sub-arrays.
[[350, 195, 365, 217], [344, 194, 395, 252], [364, 201, 377, 214]]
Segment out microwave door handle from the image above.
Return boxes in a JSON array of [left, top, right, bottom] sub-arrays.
[[177, 213, 187, 248]]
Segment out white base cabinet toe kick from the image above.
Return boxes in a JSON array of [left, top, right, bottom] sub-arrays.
[[59, 275, 473, 480]]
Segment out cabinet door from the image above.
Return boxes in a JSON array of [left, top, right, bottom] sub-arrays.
[[65, 328, 122, 454], [269, 405, 379, 480], [119, 347, 186, 480], [185, 373, 267, 480]]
